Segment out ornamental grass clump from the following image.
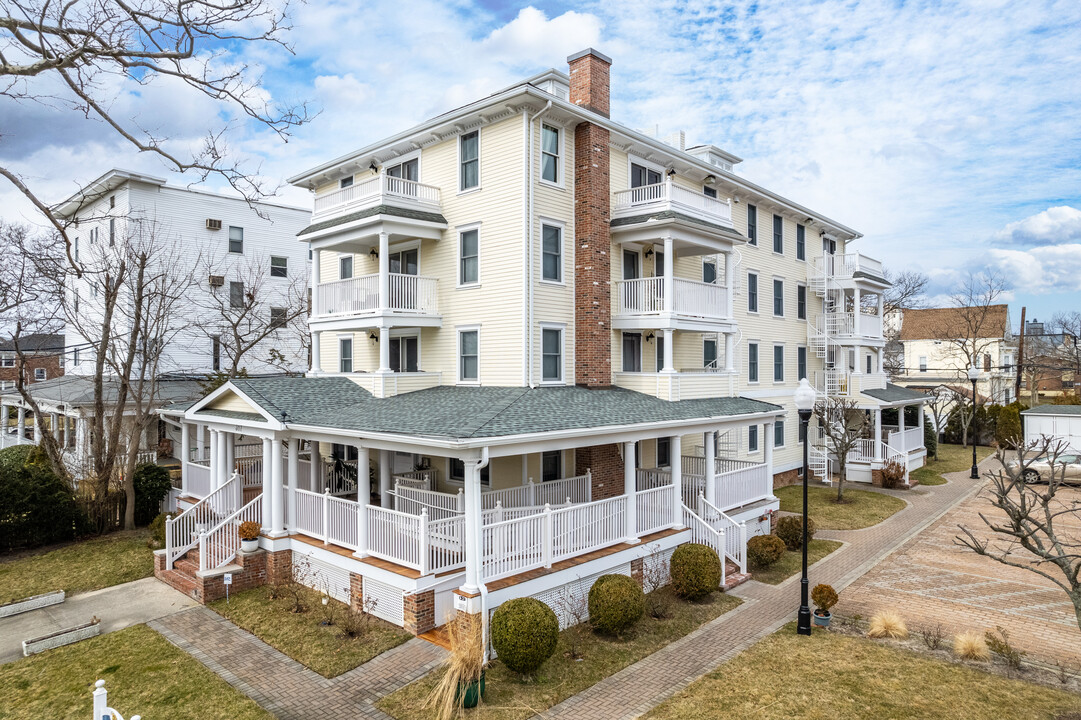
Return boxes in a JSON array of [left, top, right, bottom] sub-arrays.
[[953, 630, 990, 661], [490, 598, 559, 677], [867, 610, 908, 639], [775, 515, 816, 551], [669, 543, 721, 600], [425, 613, 486, 720], [747, 534, 785, 569], [588, 574, 644, 636]]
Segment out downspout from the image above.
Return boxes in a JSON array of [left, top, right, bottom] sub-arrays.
[[526, 100, 553, 388]]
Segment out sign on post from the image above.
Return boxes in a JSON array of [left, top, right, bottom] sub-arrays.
[[224, 572, 233, 603]]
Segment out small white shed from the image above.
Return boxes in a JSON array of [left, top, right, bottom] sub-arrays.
[[1022, 405, 1081, 452]]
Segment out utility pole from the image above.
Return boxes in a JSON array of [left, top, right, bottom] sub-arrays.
[[1015, 306, 1026, 403]]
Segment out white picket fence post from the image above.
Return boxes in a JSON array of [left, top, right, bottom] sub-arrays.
[[198, 530, 208, 572], [164, 514, 174, 570], [92, 679, 141, 720], [528, 479, 536, 506], [586, 469, 593, 502], [322, 488, 330, 545], [738, 522, 748, 573], [542, 503, 553, 568], [418, 508, 430, 575], [456, 488, 464, 512]]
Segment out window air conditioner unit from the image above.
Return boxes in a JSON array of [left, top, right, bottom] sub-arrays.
[[206, 218, 223, 231], [208, 275, 225, 287]]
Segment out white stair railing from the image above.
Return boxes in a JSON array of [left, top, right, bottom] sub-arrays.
[[198, 493, 262, 572], [165, 473, 240, 570], [681, 503, 727, 587], [697, 493, 748, 573]]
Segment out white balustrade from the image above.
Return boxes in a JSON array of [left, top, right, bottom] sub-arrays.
[[393, 469, 439, 488], [199, 493, 262, 572], [165, 474, 240, 570], [326, 495, 359, 550], [294, 488, 325, 538], [636, 486, 673, 536], [367, 505, 423, 570], [681, 503, 727, 587], [184, 461, 211, 499], [611, 180, 733, 225], [671, 277, 729, 318], [617, 277, 665, 314], [394, 483, 462, 521], [313, 173, 441, 215], [697, 494, 747, 573], [482, 511, 546, 582], [681, 456, 760, 477], [315, 273, 438, 318], [550, 495, 626, 563], [714, 463, 771, 511]]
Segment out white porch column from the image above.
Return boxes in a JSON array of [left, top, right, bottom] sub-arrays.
[[32, 411, 41, 442], [16, 407, 25, 441], [671, 435, 683, 527], [853, 287, 861, 336], [661, 329, 675, 374], [875, 409, 883, 460], [60, 414, 68, 448], [310, 331, 322, 375], [764, 421, 774, 483], [662, 235, 674, 315], [287, 437, 299, 529], [49, 413, 59, 440], [877, 293, 884, 319], [195, 423, 204, 457], [624, 441, 638, 543], [355, 446, 370, 557], [875, 347, 883, 373], [209, 430, 220, 488], [226, 433, 236, 477], [918, 404, 925, 436], [261, 437, 273, 530], [898, 405, 906, 453], [310, 440, 321, 492], [377, 325, 392, 374], [724, 332, 735, 373], [704, 431, 717, 507], [378, 232, 390, 312], [724, 251, 735, 319], [75, 416, 86, 459], [462, 458, 483, 594], [379, 449, 392, 507], [271, 437, 284, 535], [180, 422, 191, 495], [311, 248, 322, 315]]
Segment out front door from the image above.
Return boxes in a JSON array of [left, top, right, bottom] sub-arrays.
[[389, 248, 418, 275], [631, 163, 662, 188]]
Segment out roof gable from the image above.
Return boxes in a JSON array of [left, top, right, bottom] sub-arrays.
[[898, 305, 1011, 342]]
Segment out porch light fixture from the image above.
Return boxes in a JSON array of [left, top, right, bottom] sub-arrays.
[[793, 377, 815, 637], [704, 174, 716, 184], [967, 366, 980, 479], [666, 169, 676, 178], [644, 247, 654, 259], [369, 331, 378, 343], [369, 247, 378, 260], [369, 161, 378, 172], [645, 332, 655, 343]]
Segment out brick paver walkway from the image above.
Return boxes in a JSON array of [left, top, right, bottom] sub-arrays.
[[149, 607, 445, 720], [838, 476, 1081, 666]]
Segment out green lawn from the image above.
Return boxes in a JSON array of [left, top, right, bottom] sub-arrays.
[[751, 539, 843, 585], [0, 530, 154, 604], [0, 624, 271, 720], [775, 486, 907, 530], [210, 585, 412, 678], [913, 443, 997, 486], [646, 624, 1081, 720], [378, 587, 741, 720]]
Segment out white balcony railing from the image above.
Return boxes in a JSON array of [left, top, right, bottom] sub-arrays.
[[313, 173, 442, 217], [615, 277, 729, 319], [814, 252, 885, 281], [315, 272, 438, 317], [813, 311, 883, 339], [612, 179, 733, 226], [813, 370, 887, 396]]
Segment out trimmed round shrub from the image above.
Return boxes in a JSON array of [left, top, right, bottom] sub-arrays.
[[669, 543, 721, 600], [133, 462, 173, 526], [490, 598, 559, 675], [775, 515, 816, 551], [747, 534, 786, 569], [588, 574, 644, 636]]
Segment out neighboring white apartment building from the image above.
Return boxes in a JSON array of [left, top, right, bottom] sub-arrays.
[[158, 50, 927, 635]]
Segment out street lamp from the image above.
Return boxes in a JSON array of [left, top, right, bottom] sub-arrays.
[[967, 366, 980, 479], [793, 377, 817, 636]]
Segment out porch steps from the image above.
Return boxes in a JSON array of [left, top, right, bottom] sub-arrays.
[[158, 549, 203, 600], [722, 561, 751, 592]]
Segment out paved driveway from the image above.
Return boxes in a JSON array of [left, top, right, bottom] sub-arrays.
[[837, 475, 1081, 665]]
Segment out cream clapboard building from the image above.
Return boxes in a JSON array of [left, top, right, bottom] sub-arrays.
[[157, 50, 927, 635]]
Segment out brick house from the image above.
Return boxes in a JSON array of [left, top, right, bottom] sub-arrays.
[[0, 333, 63, 391]]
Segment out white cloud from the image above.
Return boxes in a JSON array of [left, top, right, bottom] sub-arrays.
[[481, 7, 602, 67], [989, 244, 1081, 295], [993, 206, 1081, 246]]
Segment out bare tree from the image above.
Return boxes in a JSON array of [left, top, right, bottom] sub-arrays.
[[1020, 332, 1056, 406], [0, 0, 313, 264], [195, 251, 308, 378], [955, 437, 1081, 633], [814, 397, 872, 502], [874, 269, 927, 378], [923, 386, 956, 460], [939, 271, 1010, 374]]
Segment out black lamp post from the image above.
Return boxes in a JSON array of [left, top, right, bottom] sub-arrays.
[[793, 377, 816, 636], [968, 366, 980, 479]]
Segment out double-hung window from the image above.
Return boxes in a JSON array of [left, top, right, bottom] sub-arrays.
[[747, 205, 757, 245], [748, 343, 759, 382], [34, 368, 46, 381], [703, 258, 717, 284], [460, 131, 479, 190], [797, 284, 807, 320], [340, 176, 354, 189], [109, 218, 116, 246], [631, 163, 662, 188], [622, 333, 642, 372], [459, 228, 479, 285], [541, 124, 560, 183], [270, 307, 287, 329], [747, 273, 758, 312], [541, 327, 562, 382], [773, 279, 784, 317], [703, 186, 718, 199], [773, 214, 783, 253], [796, 223, 806, 260], [73, 348, 81, 366], [797, 346, 808, 382], [919, 356, 928, 373], [339, 336, 353, 373], [703, 338, 718, 369], [774, 345, 784, 382], [541, 224, 561, 281], [657, 437, 671, 467], [339, 255, 353, 280], [228, 226, 244, 254], [867, 354, 873, 374], [270, 256, 288, 278], [774, 420, 785, 448], [542, 451, 562, 482], [748, 425, 759, 452], [459, 329, 479, 382], [229, 281, 245, 310], [211, 335, 221, 371]]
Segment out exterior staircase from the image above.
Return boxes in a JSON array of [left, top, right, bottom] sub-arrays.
[[722, 559, 751, 591]]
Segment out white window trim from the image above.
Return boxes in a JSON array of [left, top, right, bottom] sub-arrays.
[[748, 424, 761, 454], [796, 223, 807, 262], [772, 277, 785, 318], [457, 127, 482, 195], [747, 341, 760, 385], [627, 155, 666, 188], [538, 219, 565, 285], [622, 247, 644, 281], [387, 239, 423, 276], [539, 322, 566, 385], [797, 344, 808, 382], [387, 331, 422, 373], [538, 122, 566, 189], [746, 271, 760, 314], [337, 334, 354, 374], [773, 343, 786, 384], [457, 223, 481, 288], [746, 204, 758, 246], [383, 149, 422, 182], [34, 368, 47, 381], [796, 283, 807, 320], [772, 213, 785, 255], [702, 335, 719, 369], [270, 255, 289, 278], [457, 325, 481, 385], [774, 419, 786, 449]]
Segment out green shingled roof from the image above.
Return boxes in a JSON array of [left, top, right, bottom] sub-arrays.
[[298, 205, 447, 236], [1023, 405, 1081, 416], [863, 383, 929, 403], [610, 211, 747, 242], [189, 377, 782, 440]]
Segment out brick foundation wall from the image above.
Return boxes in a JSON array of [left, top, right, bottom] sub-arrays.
[[403, 590, 435, 635], [200, 550, 267, 603], [576, 444, 625, 499], [772, 469, 800, 489], [350, 572, 364, 611], [265, 548, 293, 586], [630, 557, 644, 588]]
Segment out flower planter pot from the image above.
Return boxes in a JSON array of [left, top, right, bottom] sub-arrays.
[[813, 609, 832, 627], [241, 538, 259, 553], [456, 672, 486, 709]]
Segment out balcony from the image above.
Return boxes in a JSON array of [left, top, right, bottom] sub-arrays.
[[614, 369, 735, 401], [810, 252, 887, 292], [810, 311, 884, 343], [812, 370, 888, 397], [611, 180, 733, 227], [613, 276, 734, 332], [312, 174, 442, 222], [311, 272, 440, 331]]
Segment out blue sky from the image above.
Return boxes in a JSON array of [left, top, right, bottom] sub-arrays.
[[2, 0, 1080, 325]]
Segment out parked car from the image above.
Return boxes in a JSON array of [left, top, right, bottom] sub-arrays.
[[1007, 454, 1081, 485]]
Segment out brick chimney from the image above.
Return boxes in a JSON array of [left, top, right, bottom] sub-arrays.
[[570, 49, 612, 388]]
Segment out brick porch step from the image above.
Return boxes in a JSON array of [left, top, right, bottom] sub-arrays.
[[722, 561, 751, 591]]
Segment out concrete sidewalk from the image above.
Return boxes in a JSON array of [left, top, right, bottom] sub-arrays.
[[0, 576, 197, 664]]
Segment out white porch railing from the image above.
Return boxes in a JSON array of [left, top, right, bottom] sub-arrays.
[[313, 173, 441, 216], [393, 469, 439, 489], [165, 473, 240, 570], [184, 461, 212, 498], [888, 427, 924, 453], [482, 512, 546, 582], [848, 438, 906, 465], [697, 494, 747, 573], [615, 277, 729, 319], [315, 273, 439, 317], [681, 456, 760, 477], [367, 505, 425, 571], [551, 495, 628, 563], [617, 276, 665, 314], [199, 493, 262, 572], [636, 485, 672, 536], [611, 180, 733, 225], [814, 252, 885, 280], [394, 483, 462, 521], [682, 503, 727, 587], [715, 462, 772, 510]]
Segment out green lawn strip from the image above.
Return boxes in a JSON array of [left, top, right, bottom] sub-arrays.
[[915, 443, 997, 485], [751, 539, 843, 585], [209, 585, 412, 678], [0, 624, 272, 720], [646, 623, 1081, 720], [377, 587, 741, 720], [0, 530, 154, 604], [775, 486, 906, 530]]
